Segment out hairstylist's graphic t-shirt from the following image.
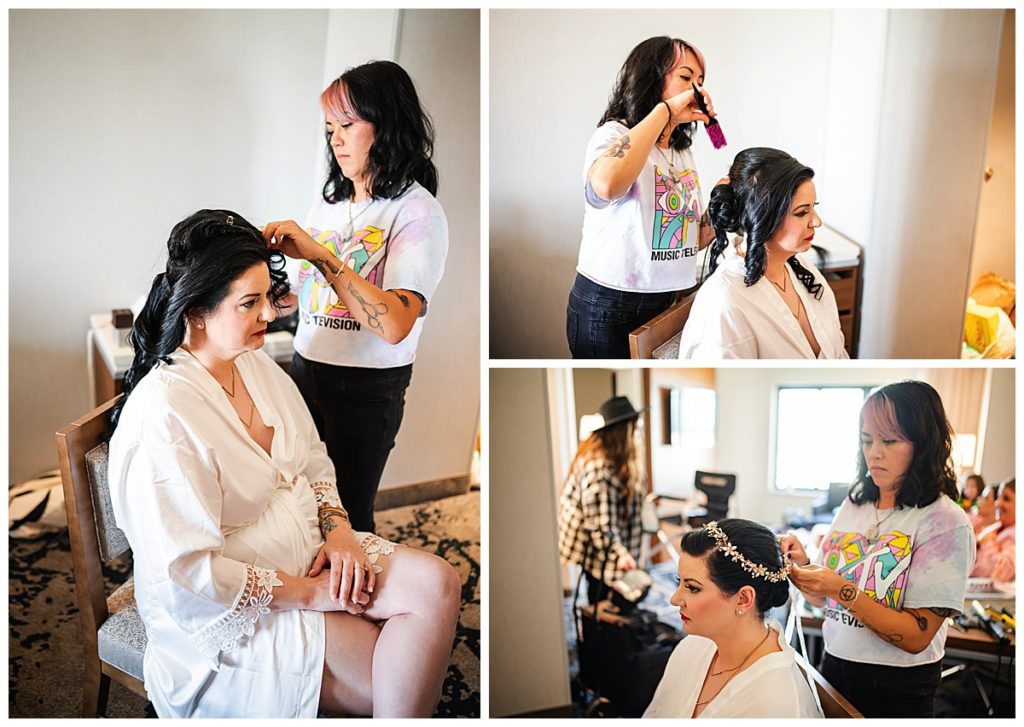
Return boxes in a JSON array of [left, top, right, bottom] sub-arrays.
[[291, 182, 448, 368], [577, 121, 705, 293], [818, 496, 974, 667]]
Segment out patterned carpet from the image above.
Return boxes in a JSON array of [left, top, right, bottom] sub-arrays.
[[8, 490, 480, 718]]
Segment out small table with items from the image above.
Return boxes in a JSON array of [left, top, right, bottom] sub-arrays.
[[89, 311, 296, 406]]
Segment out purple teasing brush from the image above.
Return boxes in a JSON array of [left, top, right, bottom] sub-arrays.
[[705, 120, 727, 150]]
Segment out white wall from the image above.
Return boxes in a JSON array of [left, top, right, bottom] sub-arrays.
[[9, 9, 480, 490], [386, 9, 481, 488], [859, 9, 1004, 358], [978, 368, 1015, 484], [490, 9, 1007, 359], [968, 9, 1015, 288], [490, 369, 571, 716], [819, 9, 888, 244], [10, 9, 326, 482]]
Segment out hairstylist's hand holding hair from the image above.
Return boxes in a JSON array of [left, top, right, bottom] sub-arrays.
[[778, 533, 811, 566], [263, 219, 423, 345]]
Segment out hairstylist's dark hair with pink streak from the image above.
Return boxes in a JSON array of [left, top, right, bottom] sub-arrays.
[[599, 36, 706, 152], [321, 60, 438, 204], [850, 380, 959, 508]]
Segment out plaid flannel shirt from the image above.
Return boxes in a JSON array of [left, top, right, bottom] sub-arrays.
[[558, 455, 643, 586]]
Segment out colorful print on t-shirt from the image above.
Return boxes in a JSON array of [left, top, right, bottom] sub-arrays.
[[651, 164, 701, 257], [821, 530, 913, 611], [297, 226, 386, 318]]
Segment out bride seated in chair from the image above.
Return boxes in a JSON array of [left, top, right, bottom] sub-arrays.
[[107, 209, 460, 718], [644, 519, 821, 718], [678, 147, 848, 360]]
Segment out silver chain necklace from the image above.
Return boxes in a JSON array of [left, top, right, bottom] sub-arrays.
[[867, 504, 897, 541], [652, 144, 681, 181], [342, 197, 375, 243]]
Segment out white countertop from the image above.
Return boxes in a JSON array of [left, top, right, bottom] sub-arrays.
[[814, 225, 861, 269], [90, 313, 295, 378]]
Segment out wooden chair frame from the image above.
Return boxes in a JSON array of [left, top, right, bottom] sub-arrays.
[[628, 289, 698, 359], [56, 397, 147, 717], [794, 652, 863, 718]]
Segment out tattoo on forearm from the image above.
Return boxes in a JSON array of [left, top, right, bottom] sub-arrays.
[[839, 584, 857, 602], [321, 516, 339, 535], [312, 256, 340, 277], [346, 280, 386, 331], [605, 134, 631, 158], [905, 608, 929, 632], [395, 291, 410, 308], [879, 632, 904, 645]]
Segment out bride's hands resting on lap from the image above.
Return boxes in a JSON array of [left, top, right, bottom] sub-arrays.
[[309, 523, 377, 612]]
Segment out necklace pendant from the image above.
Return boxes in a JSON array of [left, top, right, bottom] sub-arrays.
[[866, 525, 878, 541]]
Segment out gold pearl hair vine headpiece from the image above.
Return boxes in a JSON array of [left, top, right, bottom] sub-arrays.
[[704, 521, 792, 583]]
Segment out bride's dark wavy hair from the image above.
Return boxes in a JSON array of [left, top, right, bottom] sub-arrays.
[[599, 36, 706, 152], [321, 60, 438, 203], [850, 381, 959, 509], [681, 519, 790, 616], [704, 147, 823, 299], [109, 209, 290, 430]]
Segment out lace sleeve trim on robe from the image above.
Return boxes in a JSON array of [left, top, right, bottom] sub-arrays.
[[310, 479, 344, 510], [189, 564, 283, 657]]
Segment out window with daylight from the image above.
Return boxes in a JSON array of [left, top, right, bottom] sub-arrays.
[[773, 386, 871, 493]]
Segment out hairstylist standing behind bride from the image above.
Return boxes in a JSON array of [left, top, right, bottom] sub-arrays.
[[264, 60, 448, 533], [567, 36, 718, 359]]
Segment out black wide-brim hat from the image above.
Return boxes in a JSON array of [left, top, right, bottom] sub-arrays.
[[593, 395, 647, 431]]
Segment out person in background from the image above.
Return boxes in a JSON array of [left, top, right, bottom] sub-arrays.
[[781, 380, 974, 717], [557, 396, 645, 604], [971, 478, 1015, 582], [959, 472, 985, 511], [969, 484, 998, 535]]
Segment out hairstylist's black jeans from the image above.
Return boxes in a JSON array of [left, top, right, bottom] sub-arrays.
[[566, 273, 674, 359], [290, 353, 413, 533], [821, 651, 942, 717]]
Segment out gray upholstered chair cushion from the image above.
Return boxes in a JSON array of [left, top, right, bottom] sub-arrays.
[[653, 331, 682, 359], [98, 577, 147, 681], [85, 442, 130, 562]]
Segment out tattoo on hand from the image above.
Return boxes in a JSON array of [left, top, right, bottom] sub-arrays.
[[605, 134, 631, 158], [346, 280, 387, 331], [905, 608, 929, 632], [312, 256, 340, 277], [839, 584, 857, 602]]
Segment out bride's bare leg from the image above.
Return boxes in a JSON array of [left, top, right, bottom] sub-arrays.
[[319, 611, 379, 716], [361, 547, 461, 717]]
